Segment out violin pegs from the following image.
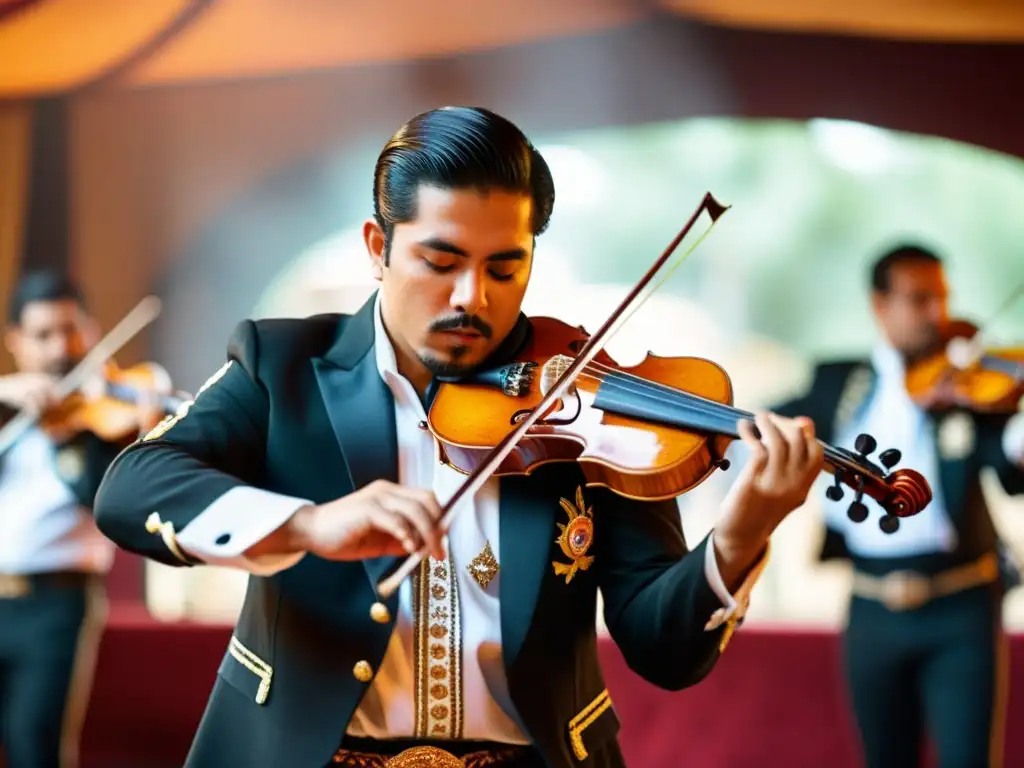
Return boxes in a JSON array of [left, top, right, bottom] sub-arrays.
[[847, 501, 869, 523], [825, 468, 845, 501], [846, 474, 869, 522], [879, 514, 900, 534], [854, 433, 877, 457], [878, 448, 901, 470]]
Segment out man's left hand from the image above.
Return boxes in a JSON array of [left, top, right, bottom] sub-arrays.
[[714, 411, 824, 589]]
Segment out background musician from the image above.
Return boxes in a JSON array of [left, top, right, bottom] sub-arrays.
[[0, 270, 163, 768], [773, 244, 1024, 767]]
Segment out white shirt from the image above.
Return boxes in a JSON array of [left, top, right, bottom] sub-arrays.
[[175, 296, 763, 741], [825, 341, 1024, 559], [0, 428, 114, 574]]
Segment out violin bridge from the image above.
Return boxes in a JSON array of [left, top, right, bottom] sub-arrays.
[[541, 355, 577, 398]]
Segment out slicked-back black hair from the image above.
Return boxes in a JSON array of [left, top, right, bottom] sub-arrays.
[[373, 106, 555, 262]]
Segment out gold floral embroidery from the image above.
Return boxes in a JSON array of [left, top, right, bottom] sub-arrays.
[[413, 555, 463, 739], [553, 486, 596, 584]]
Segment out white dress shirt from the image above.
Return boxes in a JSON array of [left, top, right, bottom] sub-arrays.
[[175, 295, 764, 741], [825, 341, 1024, 559], [0, 428, 114, 574]]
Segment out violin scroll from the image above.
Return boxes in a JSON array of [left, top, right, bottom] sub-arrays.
[[820, 431, 931, 534]]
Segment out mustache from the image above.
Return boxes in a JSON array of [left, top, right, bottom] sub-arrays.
[[47, 358, 76, 376], [429, 313, 492, 339]]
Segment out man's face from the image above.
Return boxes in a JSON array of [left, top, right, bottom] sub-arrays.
[[365, 185, 534, 379], [5, 299, 96, 375], [871, 261, 949, 361]]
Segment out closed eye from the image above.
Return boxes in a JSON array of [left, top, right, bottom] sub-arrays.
[[423, 259, 455, 274]]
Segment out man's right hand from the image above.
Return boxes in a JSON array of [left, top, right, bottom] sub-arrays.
[[248, 479, 446, 562], [0, 372, 61, 412]]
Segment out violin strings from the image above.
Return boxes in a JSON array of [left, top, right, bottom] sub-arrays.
[[601, 225, 719, 343], [571, 359, 861, 475]]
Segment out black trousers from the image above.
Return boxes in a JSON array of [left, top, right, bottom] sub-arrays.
[[0, 575, 106, 768], [843, 584, 1006, 768]]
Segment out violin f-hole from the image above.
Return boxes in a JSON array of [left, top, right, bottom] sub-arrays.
[[510, 390, 582, 427]]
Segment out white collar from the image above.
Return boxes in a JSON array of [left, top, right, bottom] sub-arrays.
[[372, 291, 401, 383], [870, 339, 906, 381]]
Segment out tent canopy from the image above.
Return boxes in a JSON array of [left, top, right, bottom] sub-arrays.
[[1, 0, 1023, 96]]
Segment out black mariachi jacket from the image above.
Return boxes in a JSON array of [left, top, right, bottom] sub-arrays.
[[772, 359, 1024, 579], [93, 293, 737, 768], [0, 404, 127, 510]]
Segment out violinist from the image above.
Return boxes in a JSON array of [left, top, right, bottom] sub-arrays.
[[0, 270, 165, 768], [771, 244, 1024, 768], [94, 106, 826, 768]]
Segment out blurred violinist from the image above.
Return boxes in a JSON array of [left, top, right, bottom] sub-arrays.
[[0, 270, 165, 768], [93, 106, 826, 768], [773, 244, 1024, 768]]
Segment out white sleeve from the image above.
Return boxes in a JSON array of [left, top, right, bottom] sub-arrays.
[[176, 486, 311, 575], [1002, 412, 1024, 467], [702, 530, 769, 632]]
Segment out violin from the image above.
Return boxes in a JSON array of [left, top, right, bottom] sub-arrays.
[[37, 359, 189, 443], [369, 193, 934, 608], [905, 318, 1024, 413], [428, 314, 931, 524], [0, 295, 189, 457]]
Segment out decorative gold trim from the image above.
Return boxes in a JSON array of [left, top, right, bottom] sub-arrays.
[[384, 746, 464, 767], [142, 360, 233, 441], [145, 512, 193, 564], [568, 688, 612, 760], [413, 554, 463, 739], [0, 573, 30, 598], [466, 540, 499, 589], [719, 619, 737, 653], [553, 486, 595, 584], [228, 635, 273, 704]]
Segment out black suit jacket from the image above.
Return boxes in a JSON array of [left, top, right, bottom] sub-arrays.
[[773, 359, 1024, 575], [93, 294, 735, 768]]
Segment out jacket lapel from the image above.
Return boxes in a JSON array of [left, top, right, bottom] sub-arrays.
[[311, 293, 401, 590], [499, 474, 557, 670], [930, 412, 971, 527]]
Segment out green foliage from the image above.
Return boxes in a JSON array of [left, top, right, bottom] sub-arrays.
[[533, 117, 1024, 358]]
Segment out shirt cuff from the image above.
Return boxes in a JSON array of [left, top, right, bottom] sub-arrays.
[[703, 530, 769, 632], [1003, 412, 1024, 467], [176, 486, 311, 576]]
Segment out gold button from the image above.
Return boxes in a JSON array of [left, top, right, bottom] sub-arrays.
[[369, 602, 391, 624], [353, 660, 373, 683]]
